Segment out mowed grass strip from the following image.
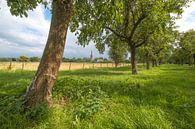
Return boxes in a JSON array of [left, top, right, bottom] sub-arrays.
[[0, 64, 194, 129]]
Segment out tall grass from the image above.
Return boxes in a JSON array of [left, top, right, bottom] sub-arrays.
[[0, 65, 194, 129]]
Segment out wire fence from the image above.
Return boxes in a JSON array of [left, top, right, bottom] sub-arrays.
[[0, 62, 130, 71]]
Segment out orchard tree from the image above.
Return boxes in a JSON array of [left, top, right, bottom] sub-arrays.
[[19, 55, 29, 62], [6, 0, 74, 109], [29, 57, 41, 62], [71, 0, 190, 74], [169, 47, 189, 64], [145, 28, 176, 68], [108, 37, 127, 67], [170, 30, 195, 65], [179, 29, 195, 65]]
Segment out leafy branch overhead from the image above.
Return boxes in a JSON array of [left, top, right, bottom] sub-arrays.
[[71, 0, 190, 46]]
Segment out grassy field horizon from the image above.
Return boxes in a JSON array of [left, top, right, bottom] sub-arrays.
[[0, 62, 129, 71], [0, 64, 194, 129]]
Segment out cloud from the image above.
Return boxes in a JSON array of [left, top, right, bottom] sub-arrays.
[[0, 0, 48, 57], [175, 2, 195, 32], [0, 0, 107, 58], [1, 1, 194, 58]]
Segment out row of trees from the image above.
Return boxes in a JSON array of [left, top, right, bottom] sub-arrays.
[[6, 0, 192, 109], [0, 56, 40, 62], [169, 30, 195, 65], [109, 29, 195, 69]]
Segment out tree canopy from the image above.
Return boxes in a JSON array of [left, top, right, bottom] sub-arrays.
[[70, 0, 191, 74]]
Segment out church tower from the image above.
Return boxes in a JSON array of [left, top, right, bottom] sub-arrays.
[[90, 50, 93, 61]]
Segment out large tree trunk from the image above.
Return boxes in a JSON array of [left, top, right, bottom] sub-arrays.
[[24, 0, 73, 109], [130, 46, 138, 74]]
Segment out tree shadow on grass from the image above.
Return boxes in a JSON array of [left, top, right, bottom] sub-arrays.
[[101, 72, 194, 128], [0, 70, 34, 97], [55, 66, 195, 128]]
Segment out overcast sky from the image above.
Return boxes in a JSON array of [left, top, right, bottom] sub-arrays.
[[0, 0, 195, 58]]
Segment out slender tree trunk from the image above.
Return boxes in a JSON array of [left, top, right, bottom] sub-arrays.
[[115, 62, 118, 67], [24, 0, 73, 109], [8, 61, 12, 70], [146, 53, 150, 70], [181, 59, 184, 65], [159, 59, 162, 65], [194, 56, 195, 67], [193, 54, 195, 67], [146, 59, 150, 70], [154, 59, 158, 67], [188, 56, 192, 66], [130, 46, 138, 74], [152, 59, 155, 67]]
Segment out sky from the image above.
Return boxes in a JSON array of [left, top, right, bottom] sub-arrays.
[[0, 0, 195, 58]]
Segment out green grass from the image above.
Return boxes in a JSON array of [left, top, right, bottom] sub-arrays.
[[0, 65, 194, 129]]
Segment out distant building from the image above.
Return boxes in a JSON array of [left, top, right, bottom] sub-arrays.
[[90, 50, 93, 61], [96, 59, 104, 62]]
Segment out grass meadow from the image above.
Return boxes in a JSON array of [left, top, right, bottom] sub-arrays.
[[0, 64, 194, 129]]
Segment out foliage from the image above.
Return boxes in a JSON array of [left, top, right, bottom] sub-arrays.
[[73, 88, 106, 121], [71, 0, 190, 73], [137, 27, 176, 66], [169, 29, 195, 64], [71, 0, 188, 46], [29, 57, 40, 62], [6, 0, 42, 17], [0, 58, 12, 62], [19, 55, 29, 62], [108, 37, 128, 67]]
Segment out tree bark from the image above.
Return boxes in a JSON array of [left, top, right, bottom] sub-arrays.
[[152, 59, 155, 67], [189, 57, 191, 66], [146, 59, 150, 70], [114, 61, 119, 67], [24, 0, 73, 109], [193, 54, 195, 67], [146, 53, 150, 70], [194, 57, 195, 67], [130, 45, 138, 74], [154, 59, 158, 67]]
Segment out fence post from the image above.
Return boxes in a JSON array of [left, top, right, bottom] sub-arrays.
[[8, 61, 12, 70], [22, 62, 24, 70], [69, 62, 72, 70], [83, 63, 85, 69], [93, 63, 95, 69]]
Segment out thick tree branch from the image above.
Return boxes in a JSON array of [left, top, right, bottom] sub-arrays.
[[105, 26, 128, 40], [135, 36, 148, 48], [155, 48, 164, 55], [128, 14, 146, 40], [123, 0, 130, 35]]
